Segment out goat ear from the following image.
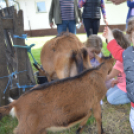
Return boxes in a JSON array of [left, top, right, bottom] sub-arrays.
[[70, 50, 77, 60], [81, 48, 92, 68], [81, 48, 88, 58], [94, 53, 102, 63]]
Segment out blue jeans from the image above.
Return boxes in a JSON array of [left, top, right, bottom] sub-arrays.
[[57, 20, 76, 35], [106, 85, 131, 105]]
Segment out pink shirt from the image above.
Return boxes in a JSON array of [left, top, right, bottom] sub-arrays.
[[113, 61, 126, 93]]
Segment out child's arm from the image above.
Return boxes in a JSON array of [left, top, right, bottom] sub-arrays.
[[132, 102, 134, 107], [107, 39, 124, 62], [106, 63, 120, 81], [103, 27, 124, 62], [106, 69, 119, 81]]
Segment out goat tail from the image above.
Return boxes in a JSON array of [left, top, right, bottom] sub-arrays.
[[70, 50, 83, 74], [0, 97, 15, 119]]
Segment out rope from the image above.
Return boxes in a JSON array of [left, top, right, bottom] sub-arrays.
[[16, 83, 35, 92], [13, 44, 39, 66], [0, 70, 26, 94], [13, 34, 27, 40]]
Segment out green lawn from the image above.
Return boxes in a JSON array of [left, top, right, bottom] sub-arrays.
[[0, 34, 111, 134], [0, 116, 18, 134]]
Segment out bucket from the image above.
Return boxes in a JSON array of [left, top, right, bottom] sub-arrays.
[[36, 72, 48, 84]]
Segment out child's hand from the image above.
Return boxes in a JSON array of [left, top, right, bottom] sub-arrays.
[[103, 19, 108, 26], [111, 79, 118, 87], [103, 26, 114, 43]]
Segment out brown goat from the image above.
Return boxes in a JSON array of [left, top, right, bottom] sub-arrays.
[[0, 55, 114, 134], [37, 32, 91, 82]]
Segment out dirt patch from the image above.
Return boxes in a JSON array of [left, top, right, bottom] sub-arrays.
[[83, 101, 133, 134]]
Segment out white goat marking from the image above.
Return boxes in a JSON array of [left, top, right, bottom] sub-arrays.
[[8, 97, 16, 118], [8, 97, 14, 103], [9, 107, 16, 118]]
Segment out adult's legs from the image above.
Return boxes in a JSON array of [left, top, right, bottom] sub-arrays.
[[107, 85, 131, 105], [92, 19, 100, 34], [83, 18, 92, 37], [57, 20, 68, 35], [68, 20, 76, 34]]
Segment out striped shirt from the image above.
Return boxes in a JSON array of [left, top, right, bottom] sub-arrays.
[[59, 0, 75, 20]]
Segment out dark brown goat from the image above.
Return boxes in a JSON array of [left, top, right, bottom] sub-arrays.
[[0, 55, 114, 134]]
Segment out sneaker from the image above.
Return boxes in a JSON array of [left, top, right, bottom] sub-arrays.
[[129, 107, 134, 133], [100, 100, 103, 105]]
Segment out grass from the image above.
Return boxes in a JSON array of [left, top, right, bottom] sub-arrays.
[[0, 116, 18, 134], [28, 48, 42, 71], [0, 34, 131, 134]]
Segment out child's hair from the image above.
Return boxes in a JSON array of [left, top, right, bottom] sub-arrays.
[[126, 17, 134, 40], [106, 29, 131, 49], [112, 29, 130, 49], [84, 34, 103, 53]]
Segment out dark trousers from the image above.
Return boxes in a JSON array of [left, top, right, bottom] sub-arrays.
[[83, 18, 100, 37]]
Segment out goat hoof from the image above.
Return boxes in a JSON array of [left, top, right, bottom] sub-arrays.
[[76, 127, 81, 134]]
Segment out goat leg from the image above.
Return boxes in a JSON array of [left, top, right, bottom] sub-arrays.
[[76, 126, 83, 134], [76, 111, 92, 134], [93, 103, 104, 134]]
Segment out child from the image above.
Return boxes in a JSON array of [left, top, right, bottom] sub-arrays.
[[84, 34, 103, 67], [106, 29, 131, 105], [103, 18, 134, 133], [84, 34, 112, 89], [84, 35, 105, 105]]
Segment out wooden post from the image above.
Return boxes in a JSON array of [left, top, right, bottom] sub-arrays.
[[13, 10, 27, 95], [0, 7, 36, 104], [13, 10, 36, 95], [0, 16, 9, 106]]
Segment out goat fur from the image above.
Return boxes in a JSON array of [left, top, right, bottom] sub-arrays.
[[0, 56, 114, 134]]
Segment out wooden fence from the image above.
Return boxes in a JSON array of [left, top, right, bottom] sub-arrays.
[[0, 6, 36, 106]]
